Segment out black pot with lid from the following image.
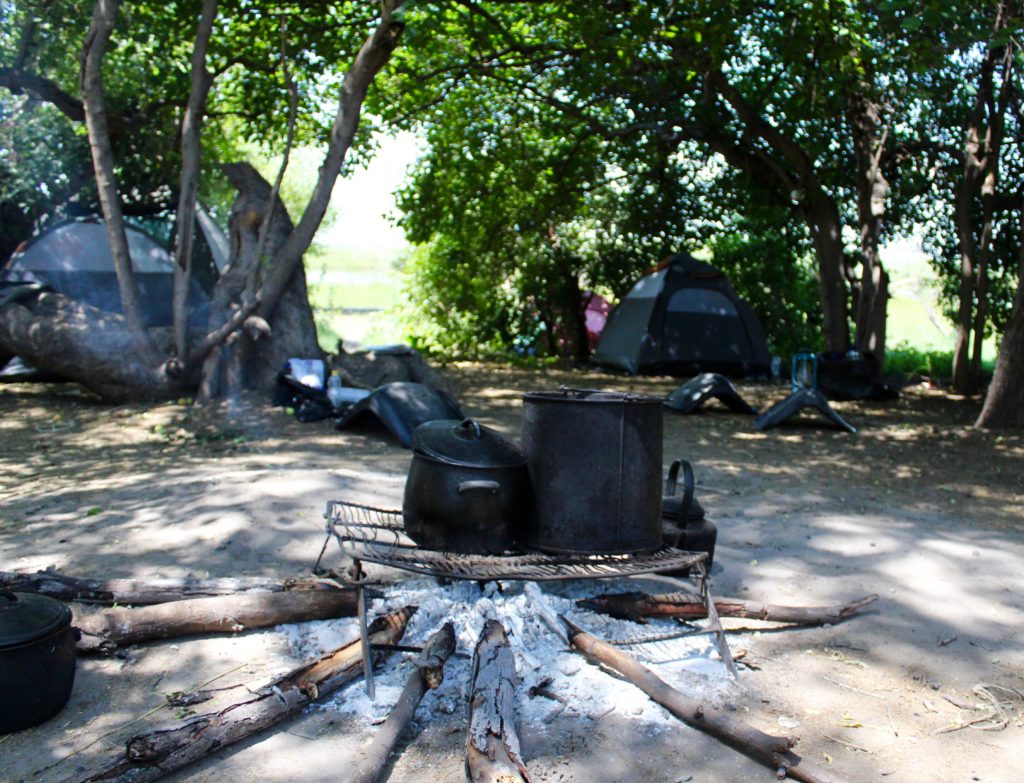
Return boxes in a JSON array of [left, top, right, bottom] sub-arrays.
[[0, 590, 78, 734], [403, 418, 531, 553]]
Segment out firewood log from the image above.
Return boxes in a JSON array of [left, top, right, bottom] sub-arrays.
[[346, 623, 457, 783], [62, 607, 416, 783], [465, 620, 531, 783], [0, 567, 345, 605], [74, 589, 360, 653]]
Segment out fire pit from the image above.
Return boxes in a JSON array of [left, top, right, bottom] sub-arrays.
[[315, 499, 738, 697]]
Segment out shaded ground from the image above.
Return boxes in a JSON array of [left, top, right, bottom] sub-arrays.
[[1, 364, 1022, 783]]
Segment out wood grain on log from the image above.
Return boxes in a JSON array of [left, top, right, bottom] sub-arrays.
[[74, 590, 360, 653], [346, 623, 457, 783], [63, 606, 416, 783], [466, 620, 530, 783], [561, 615, 848, 783], [0, 568, 344, 605], [577, 592, 878, 626]]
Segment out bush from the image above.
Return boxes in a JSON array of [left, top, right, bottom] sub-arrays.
[[883, 342, 954, 378]]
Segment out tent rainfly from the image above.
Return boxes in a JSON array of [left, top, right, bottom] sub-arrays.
[[591, 252, 772, 377], [0, 214, 227, 328]]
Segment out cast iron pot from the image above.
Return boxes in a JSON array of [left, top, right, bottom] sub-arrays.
[[0, 590, 77, 734], [522, 387, 664, 554], [403, 418, 531, 554]]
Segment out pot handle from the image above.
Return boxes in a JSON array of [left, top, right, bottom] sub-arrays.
[[665, 459, 695, 519], [455, 418, 483, 440], [456, 480, 500, 495]]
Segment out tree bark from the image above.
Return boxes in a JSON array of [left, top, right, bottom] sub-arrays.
[[79, 0, 151, 344], [561, 616, 846, 783], [64, 607, 416, 783], [976, 221, 1024, 428], [0, 290, 172, 401], [74, 590, 360, 653], [0, 568, 347, 605], [698, 68, 850, 351], [346, 623, 457, 783], [953, 7, 1011, 393], [185, 2, 407, 395], [172, 0, 219, 358], [576, 592, 878, 626], [465, 620, 531, 783], [847, 93, 890, 365]]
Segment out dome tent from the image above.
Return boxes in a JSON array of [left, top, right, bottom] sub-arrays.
[[591, 252, 772, 377], [0, 213, 227, 328]]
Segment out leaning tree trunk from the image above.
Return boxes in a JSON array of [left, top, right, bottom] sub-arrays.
[[0, 290, 172, 400], [171, 0, 219, 358], [79, 0, 150, 344]]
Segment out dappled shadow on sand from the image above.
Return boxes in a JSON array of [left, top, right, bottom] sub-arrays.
[[1, 367, 1023, 783]]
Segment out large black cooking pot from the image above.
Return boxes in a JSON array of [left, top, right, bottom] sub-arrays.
[[0, 590, 77, 734], [403, 418, 531, 554], [522, 388, 664, 554]]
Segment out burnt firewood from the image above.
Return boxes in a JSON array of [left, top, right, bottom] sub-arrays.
[[345, 623, 457, 783], [0, 567, 347, 605], [560, 615, 847, 783], [577, 591, 878, 626], [73, 590, 361, 654], [62, 606, 416, 783], [466, 620, 531, 783]]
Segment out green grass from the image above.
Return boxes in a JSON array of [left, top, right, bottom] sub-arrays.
[[305, 244, 406, 349]]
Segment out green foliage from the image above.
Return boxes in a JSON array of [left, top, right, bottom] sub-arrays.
[[883, 342, 955, 378]]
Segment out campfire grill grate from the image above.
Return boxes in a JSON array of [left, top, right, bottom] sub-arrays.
[[322, 500, 707, 582]]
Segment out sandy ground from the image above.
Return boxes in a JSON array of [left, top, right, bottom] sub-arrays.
[[1, 363, 1023, 783]]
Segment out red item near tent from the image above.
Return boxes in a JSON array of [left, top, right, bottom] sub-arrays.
[[584, 292, 611, 351]]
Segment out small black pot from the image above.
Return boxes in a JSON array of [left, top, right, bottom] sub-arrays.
[[403, 419, 531, 554], [0, 590, 77, 734]]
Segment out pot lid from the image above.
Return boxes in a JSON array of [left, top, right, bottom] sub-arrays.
[[0, 590, 72, 649], [412, 418, 525, 468]]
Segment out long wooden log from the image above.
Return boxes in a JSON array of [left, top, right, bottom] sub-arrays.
[[62, 606, 416, 783], [345, 623, 457, 783], [0, 568, 344, 605], [577, 592, 878, 626], [560, 615, 847, 783], [74, 590, 360, 654], [466, 620, 531, 783]]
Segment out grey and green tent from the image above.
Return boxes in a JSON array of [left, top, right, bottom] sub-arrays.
[[591, 253, 771, 377]]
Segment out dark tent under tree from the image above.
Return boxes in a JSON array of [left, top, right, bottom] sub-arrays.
[[591, 253, 772, 377]]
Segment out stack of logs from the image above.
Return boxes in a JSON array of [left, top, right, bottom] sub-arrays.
[[1, 568, 873, 783]]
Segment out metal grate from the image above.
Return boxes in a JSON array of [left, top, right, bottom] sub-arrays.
[[323, 500, 707, 582]]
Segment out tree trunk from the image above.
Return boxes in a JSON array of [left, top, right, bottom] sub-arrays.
[[807, 198, 851, 352], [0, 290, 172, 400], [197, 162, 320, 400], [848, 94, 890, 365], [78, 0, 150, 344], [976, 225, 1024, 428], [172, 0, 218, 358]]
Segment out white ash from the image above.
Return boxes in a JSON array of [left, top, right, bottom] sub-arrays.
[[278, 577, 744, 731]]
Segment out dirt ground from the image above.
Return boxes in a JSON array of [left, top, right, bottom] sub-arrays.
[[1, 363, 1023, 783]]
